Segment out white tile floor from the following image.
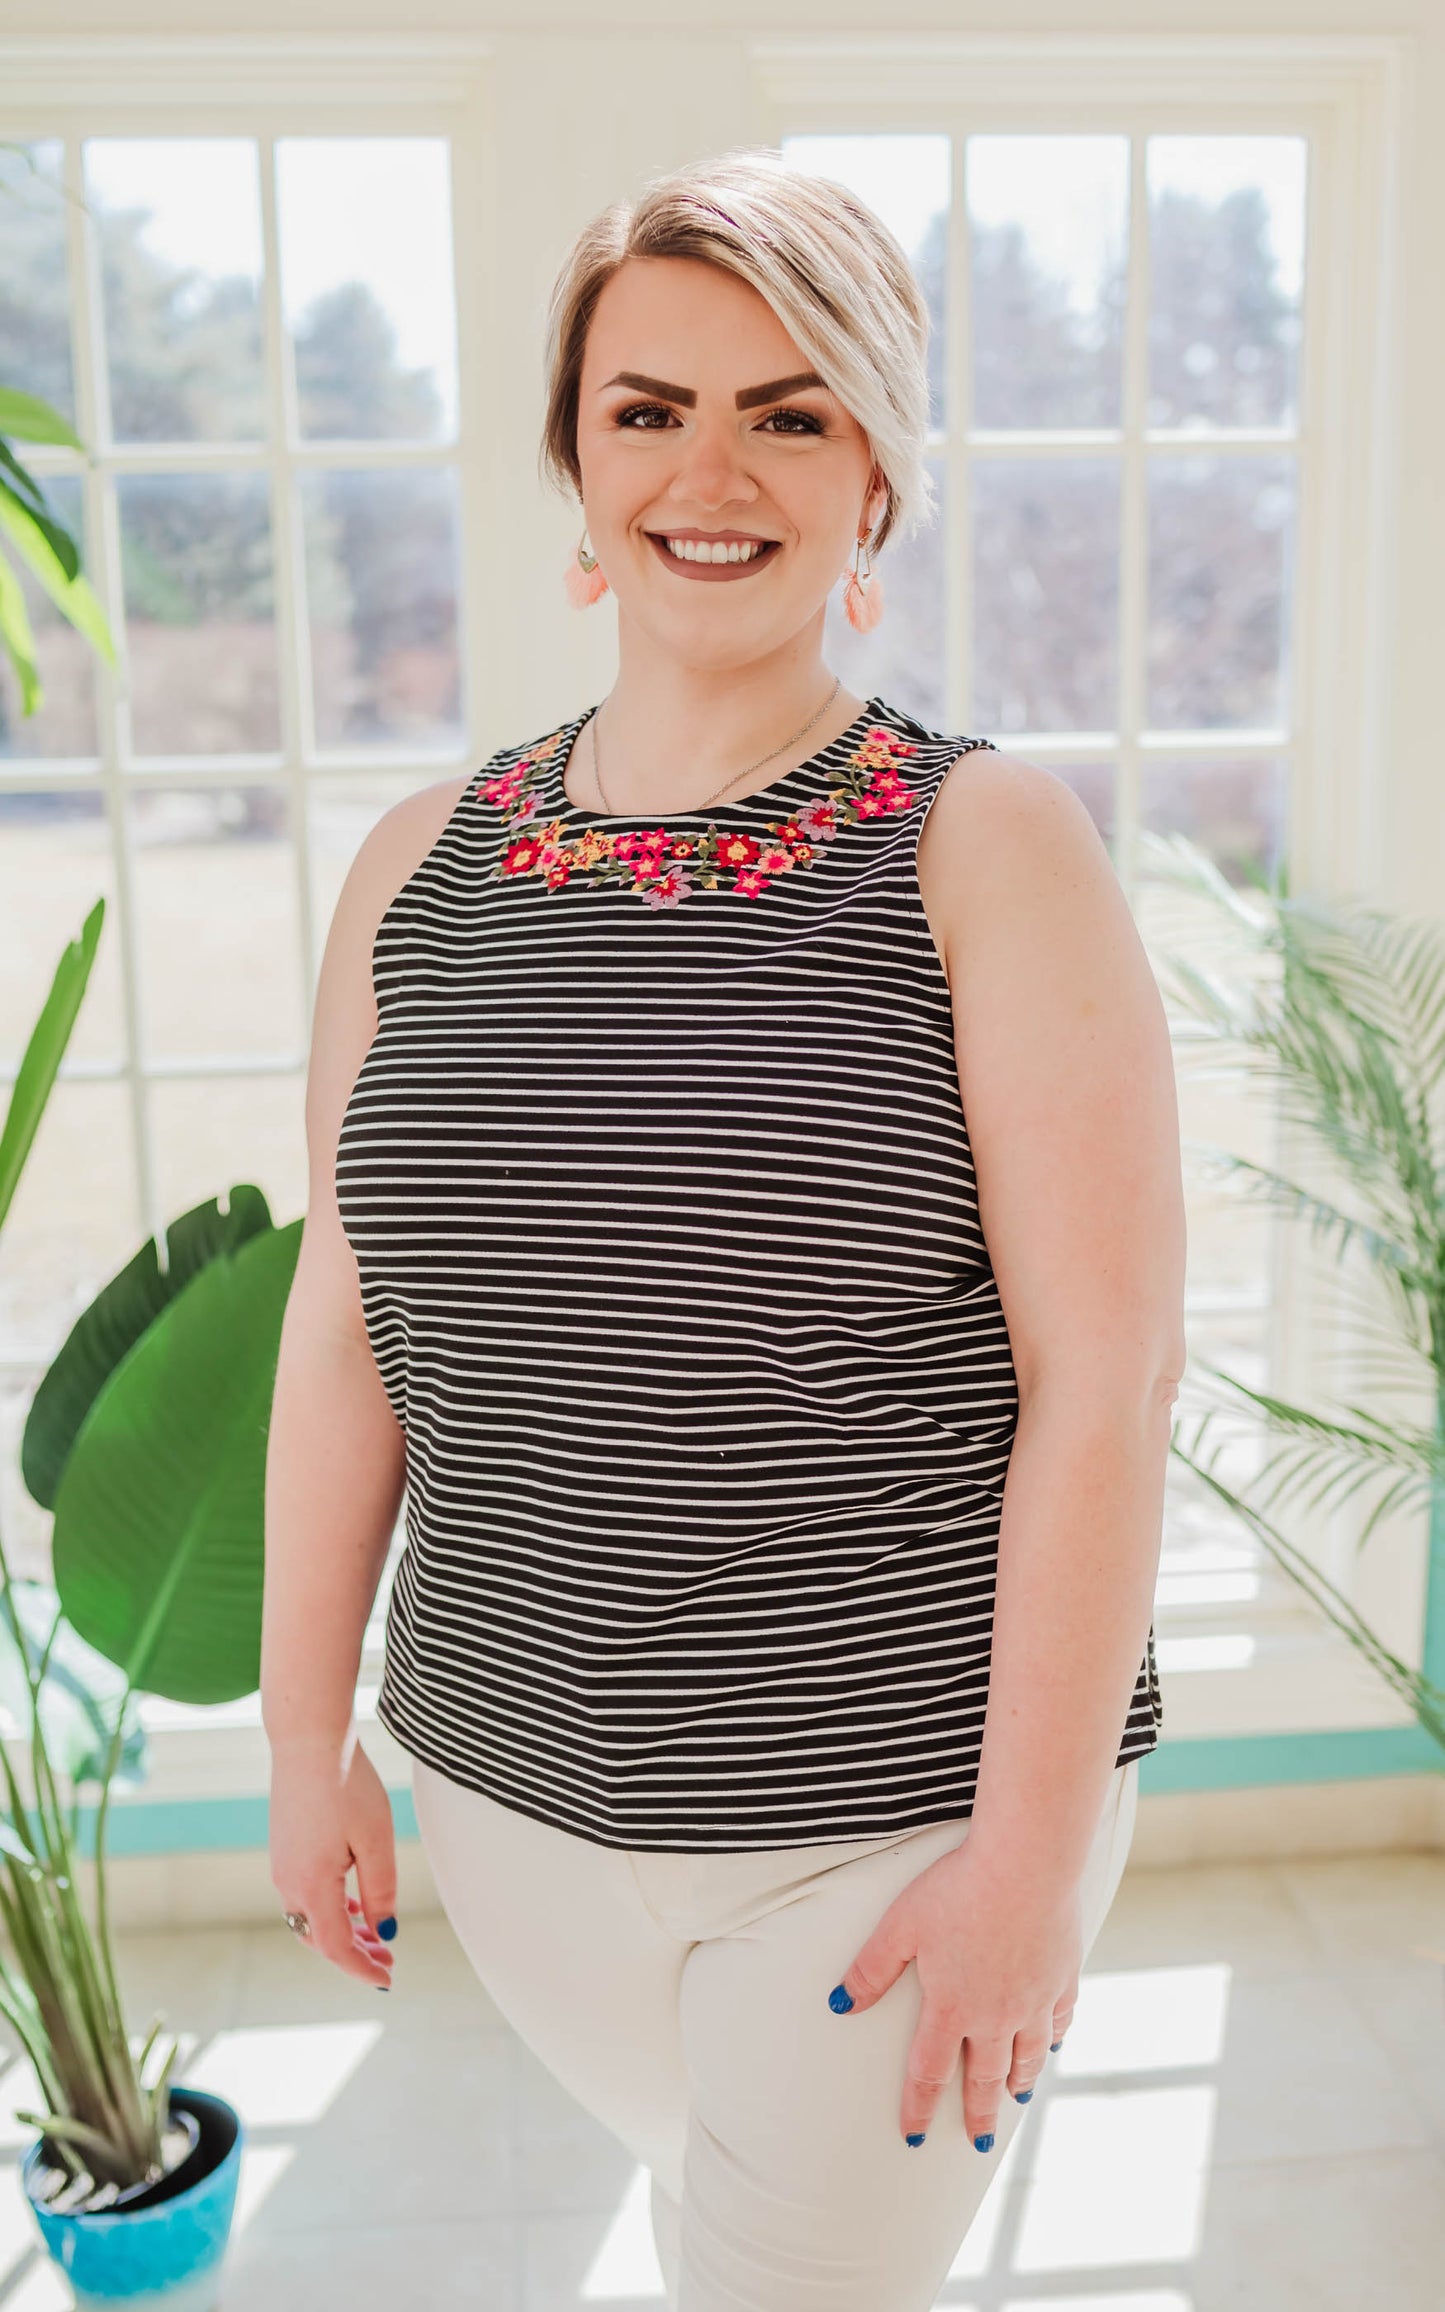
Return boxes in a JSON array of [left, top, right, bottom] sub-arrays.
[[0, 1846, 1442, 2311]]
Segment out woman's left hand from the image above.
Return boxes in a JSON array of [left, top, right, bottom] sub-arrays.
[[829, 1840, 1082, 2148]]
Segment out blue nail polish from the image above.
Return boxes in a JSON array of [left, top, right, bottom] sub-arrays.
[[377, 1915, 397, 1941], [377, 1982, 391, 1993], [973, 2132, 994, 2154], [1050, 2040, 1062, 2051], [904, 2132, 925, 2148], [1013, 2089, 1033, 2103], [828, 1984, 854, 2013]]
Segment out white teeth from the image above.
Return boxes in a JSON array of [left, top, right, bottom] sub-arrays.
[[664, 537, 769, 564]]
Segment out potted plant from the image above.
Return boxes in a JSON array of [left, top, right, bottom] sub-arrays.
[[1, 898, 300, 2304], [1144, 828, 1445, 1788]]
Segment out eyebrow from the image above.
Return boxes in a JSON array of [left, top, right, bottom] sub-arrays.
[[597, 369, 830, 410]]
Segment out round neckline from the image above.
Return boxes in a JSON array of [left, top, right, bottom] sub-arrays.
[[545, 693, 889, 825]]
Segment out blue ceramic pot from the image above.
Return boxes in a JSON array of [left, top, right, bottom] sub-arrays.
[[21, 2087, 243, 2310]]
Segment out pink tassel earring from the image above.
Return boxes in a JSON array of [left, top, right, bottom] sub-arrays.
[[842, 531, 884, 633], [563, 524, 609, 609]]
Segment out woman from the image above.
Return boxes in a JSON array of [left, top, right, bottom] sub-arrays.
[[262, 147, 1186, 2309]]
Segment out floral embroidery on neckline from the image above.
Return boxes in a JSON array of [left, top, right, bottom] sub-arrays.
[[476, 720, 925, 905]]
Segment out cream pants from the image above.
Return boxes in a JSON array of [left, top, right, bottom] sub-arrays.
[[412, 1755, 1139, 2312]]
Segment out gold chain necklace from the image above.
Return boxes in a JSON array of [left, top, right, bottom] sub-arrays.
[[590, 676, 843, 817]]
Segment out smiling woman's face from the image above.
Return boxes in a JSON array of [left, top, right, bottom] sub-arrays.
[[575, 254, 884, 668]]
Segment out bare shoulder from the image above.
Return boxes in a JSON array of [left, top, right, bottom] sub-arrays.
[[915, 745, 1123, 983]]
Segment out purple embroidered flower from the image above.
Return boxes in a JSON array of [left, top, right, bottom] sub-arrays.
[[488, 723, 925, 903], [640, 865, 695, 907]]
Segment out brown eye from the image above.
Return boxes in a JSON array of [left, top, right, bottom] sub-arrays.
[[615, 402, 674, 428]]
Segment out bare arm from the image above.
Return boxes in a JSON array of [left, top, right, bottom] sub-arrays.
[[916, 751, 1188, 1893], [260, 774, 470, 1765]]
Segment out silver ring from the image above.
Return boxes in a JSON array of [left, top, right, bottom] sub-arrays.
[[283, 1910, 312, 1939]]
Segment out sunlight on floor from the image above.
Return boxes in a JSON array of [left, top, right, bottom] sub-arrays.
[[0, 1858, 1440, 2311], [938, 1961, 1226, 2292], [577, 2164, 665, 2299], [566, 1962, 1227, 2303], [181, 2020, 384, 2126]]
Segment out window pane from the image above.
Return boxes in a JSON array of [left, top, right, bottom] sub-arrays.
[[824, 450, 945, 729], [307, 767, 459, 942], [84, 139, 266, 444], [0, 474, 99, 760], [116, 472, 279, 756], [1147, 454, 1295, 730], [969, 135, 1128, 430], [0, 139, 75, 420], [0, 790, 124, 1069], [1148, 136, 1306, 431], [972, 456, 1120, 733], [0, 1082, 141, 1364], [1140, 753, 1289, 887], [149, 1076, 307, 1235], [1136, 849, 1283, 1312], [300, 467, 464, 751], [127, 784, 305, 1060], [781, 135, 950, 431], [277, 138, 459, 443]]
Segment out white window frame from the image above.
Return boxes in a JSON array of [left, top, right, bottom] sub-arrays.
[[752, 32, 1419, 1744], [0, 31, 1419, 1809], [0, 36, 500, 1805]]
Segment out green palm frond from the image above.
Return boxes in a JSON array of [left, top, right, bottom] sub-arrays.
[[1175, 1373, 1437, 1547], [1184, 1140, 1418, 1288], [1144, 829, 1445, 1758], [1169, 1438, 1445, 1746]]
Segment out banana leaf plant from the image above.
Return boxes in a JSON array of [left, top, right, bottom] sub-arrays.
[[0, 387, 116, 722], [0, 897, 300, 2204], [0, 143, 118, 720], [1142, 828, 1445, 1754]]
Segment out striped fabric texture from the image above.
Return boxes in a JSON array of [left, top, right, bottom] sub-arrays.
[[335, 691, 1164, 1850]]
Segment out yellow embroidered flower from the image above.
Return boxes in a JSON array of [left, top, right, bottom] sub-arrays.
[[488, 722, 926, 903]]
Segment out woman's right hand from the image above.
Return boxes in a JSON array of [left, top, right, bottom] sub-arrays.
[[267, 1732, 398, 1988]]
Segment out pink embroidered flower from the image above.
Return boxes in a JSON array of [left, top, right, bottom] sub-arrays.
[[795, 798, 840, 841], [485, 715, 964, 904], [482, 762, 530, 807], [641, 865, 694, 907]]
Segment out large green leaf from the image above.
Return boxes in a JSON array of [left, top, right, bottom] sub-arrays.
[[50, 1220, 303, 1704], [0, 543, 40, 715], [23, 1186, 276, 1510], [0, 481, 116, 667], [0, 443, 77, 572], [0, 901, 104, 1234], [0, 1582, 149, 1792], [0, 388, 87, 450]]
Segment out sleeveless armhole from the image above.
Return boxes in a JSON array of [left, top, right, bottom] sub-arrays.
[[897, 732, 999, 1001], [369, 748, 525, 1020]]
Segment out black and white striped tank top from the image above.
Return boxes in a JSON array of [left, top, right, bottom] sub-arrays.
[[335, 691, 1164, 1851]]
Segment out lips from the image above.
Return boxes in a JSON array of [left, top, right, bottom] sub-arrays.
[[645, 533, 782, 581]]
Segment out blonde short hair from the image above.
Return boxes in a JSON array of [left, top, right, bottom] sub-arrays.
[[538, 146, 934, 557]]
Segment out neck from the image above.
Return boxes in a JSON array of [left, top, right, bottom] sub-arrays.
[[588, 644, 866, 809]]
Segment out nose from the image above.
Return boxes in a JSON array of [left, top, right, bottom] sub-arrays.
[[664, 417, 761, 513]]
